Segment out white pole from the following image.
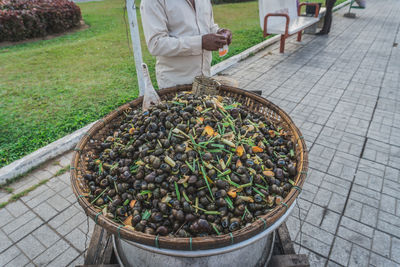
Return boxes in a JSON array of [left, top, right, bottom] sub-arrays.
[[126, 0, 145, 96]]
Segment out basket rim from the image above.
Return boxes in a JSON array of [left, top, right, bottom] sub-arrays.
[[70, 84, 308, 251]]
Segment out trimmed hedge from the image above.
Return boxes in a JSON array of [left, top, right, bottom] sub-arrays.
[[0, 0, 82, 42], [212, 0, 255, 4]]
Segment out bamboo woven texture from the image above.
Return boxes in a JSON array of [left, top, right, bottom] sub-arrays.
[[70, 84, 308, 251], [192, 76, 220, 96]]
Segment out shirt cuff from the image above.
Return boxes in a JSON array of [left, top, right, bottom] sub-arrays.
[[184, 35, 203, 55]]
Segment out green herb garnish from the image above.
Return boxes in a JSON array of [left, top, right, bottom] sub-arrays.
[[174, 181, 181, 201], [225, 196, 234, 209]]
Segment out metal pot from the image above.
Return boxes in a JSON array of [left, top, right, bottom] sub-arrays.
[[113, 200, 296, 267]]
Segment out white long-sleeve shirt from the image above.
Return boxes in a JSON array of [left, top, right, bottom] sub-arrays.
[[140, 0, 219, 89]]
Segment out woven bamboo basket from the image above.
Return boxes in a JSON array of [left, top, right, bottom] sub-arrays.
[[70, 84, 308, 251]]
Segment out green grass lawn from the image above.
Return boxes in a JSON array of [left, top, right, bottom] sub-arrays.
[[0, 0, 347, 168]]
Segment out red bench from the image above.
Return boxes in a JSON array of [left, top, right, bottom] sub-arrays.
[[259, 0, 321, 53]]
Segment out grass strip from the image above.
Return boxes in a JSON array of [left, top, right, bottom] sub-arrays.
[[0, 179, 50, 209], [54, 164, 70, 177], [3, 187, 14, 193], [0, 162, 73, 209]]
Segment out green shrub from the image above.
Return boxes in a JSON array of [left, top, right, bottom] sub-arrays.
[[0, 0, 82, 42]]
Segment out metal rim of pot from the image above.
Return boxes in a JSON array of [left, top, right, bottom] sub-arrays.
[[113, 201, 295, 258]]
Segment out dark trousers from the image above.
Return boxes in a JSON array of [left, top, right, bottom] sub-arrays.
[[321, 0, 337, 33]]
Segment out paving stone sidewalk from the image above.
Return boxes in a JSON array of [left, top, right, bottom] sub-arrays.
[[1, 0, 400, 266], [0, 151, 92, 266], [219, 0, 400, 266]]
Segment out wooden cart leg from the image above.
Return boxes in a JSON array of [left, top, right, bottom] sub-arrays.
[[280, 35, 286, 53], [83, 224, 115, 266], [297, 31, 302, 42], [268, 222, 310, 267]]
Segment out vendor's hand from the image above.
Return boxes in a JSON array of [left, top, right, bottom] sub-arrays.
[[217, 28, 232, 45], [202, 34, 227, 51]]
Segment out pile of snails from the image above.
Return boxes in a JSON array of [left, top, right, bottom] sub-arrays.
[[83, 93, 297, 237]]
